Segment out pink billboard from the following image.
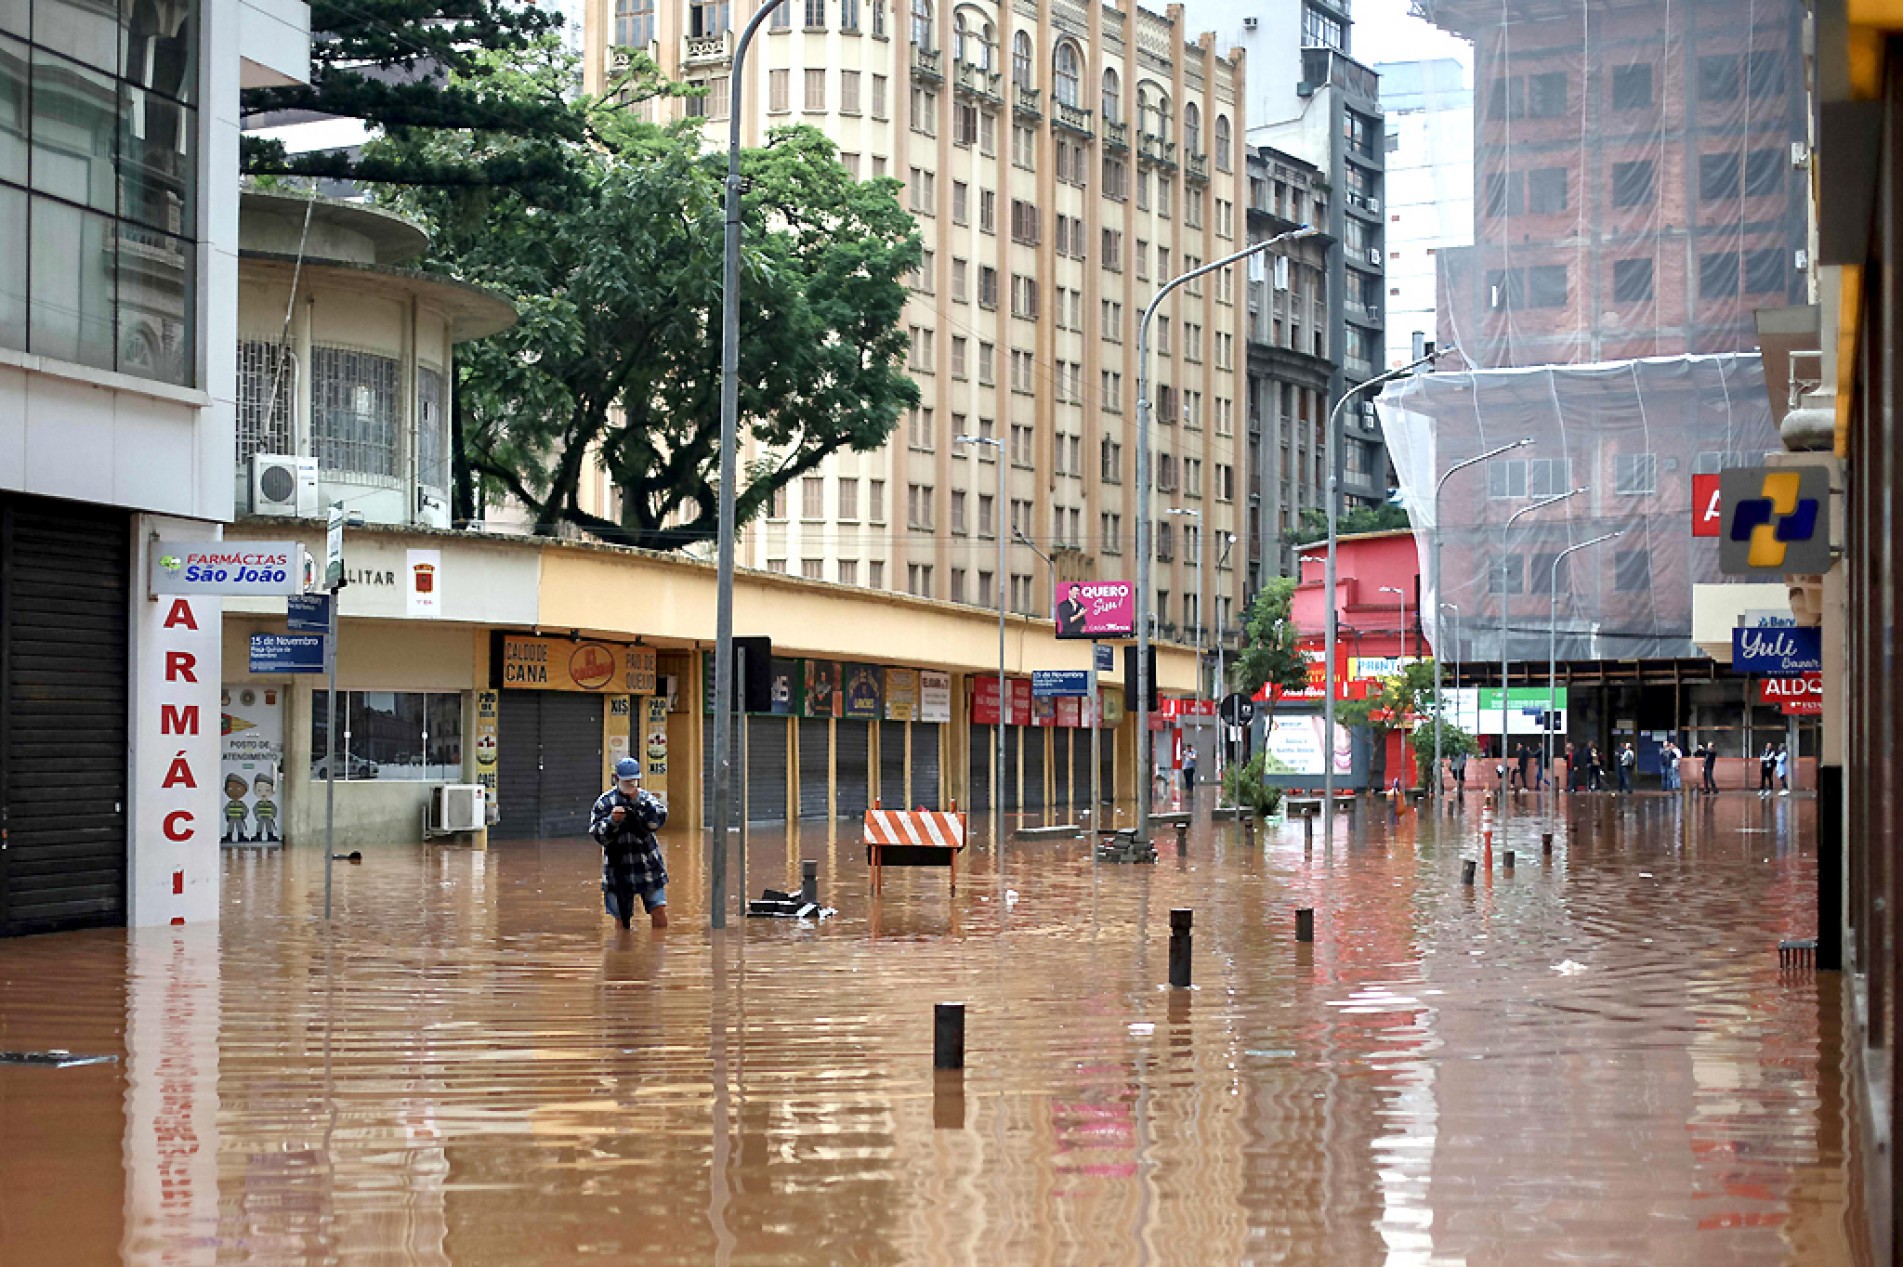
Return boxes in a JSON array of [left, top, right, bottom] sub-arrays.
[[1054, 579, 1135, 640]]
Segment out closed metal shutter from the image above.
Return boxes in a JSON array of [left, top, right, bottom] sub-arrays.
[[967, 724, 992, 812], [0, 496, 130, 936], [491, 692, 603, 840], [745, 716, 788, 824], [1072, 730, 1094, 813], [836, 720, 871, 818], [914, 725, 943, 809], [1022, 728, 1047, 810], [1101, 731, 1117, 808], [879, 722, 907, 808], [797, 719, 830, 819]]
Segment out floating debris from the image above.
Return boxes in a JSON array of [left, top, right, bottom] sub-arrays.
[[746, 888, 836, 920], [1096, 830, 1157, 864]]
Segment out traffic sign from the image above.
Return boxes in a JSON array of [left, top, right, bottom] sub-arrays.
[[1032, 669, 1091, 698], [250, 633, 326, 674], [1094, 643, 1115, 673], [287, 593, 330, 632], [324, 503, 345, 589], [1219, 692, 1256, 725]]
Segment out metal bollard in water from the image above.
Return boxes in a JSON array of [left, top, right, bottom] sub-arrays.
[[1541, 832, 1554, 854], [934, 1002, 966, 1070], [1169, 909, 1193, 988], [1304, 814, 1314, 843], [1174, 821, 1188, 851], [1462, 858, 1477, 886], [1296, 908, 1314, 943], [801, 859, 818, 908], [1504, 850, 1515, 870]]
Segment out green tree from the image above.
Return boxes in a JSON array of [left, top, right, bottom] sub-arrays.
[[379, 59, 921, 545], [1229, 578, 1310, 707], [1409, 716, 1477, 792], [1286, 501, 1412, 547], [1337, 660, 1438, 789], [240, 0, 580, 191]]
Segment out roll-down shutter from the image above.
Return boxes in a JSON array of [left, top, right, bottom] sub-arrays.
[[879, 722, 907, 809], [835, 720, 871, 818], [797, 719, 830, 819]]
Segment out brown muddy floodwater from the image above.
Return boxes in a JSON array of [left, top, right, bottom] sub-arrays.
[[0, 794, 1870, 1266]]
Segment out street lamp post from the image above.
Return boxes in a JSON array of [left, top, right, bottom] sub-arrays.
[[962, 434, 1007, 852], [1323, 350, 1444, 851], [1168, 506, 1203, 802], [1214, 531, 1236, 808], [1138, 227, 1318, 835], [1498, 489, 1584, 803], [711, 0, 796, 929], [1547, 531, 1620, 811], [1431, 439, 1532, 803], [1440, 602, 1460, 788]]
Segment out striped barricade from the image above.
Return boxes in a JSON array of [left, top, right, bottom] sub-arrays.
[[864, 807, 969, 894]]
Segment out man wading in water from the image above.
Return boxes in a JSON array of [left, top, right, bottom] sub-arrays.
[[591, 757, 669, 929]]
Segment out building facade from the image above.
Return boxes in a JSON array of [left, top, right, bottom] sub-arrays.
[[0, 0, 310, 936], [583, 0, 1252, 654], [1373, 56, 1472, 370], [1425, 0, 1810, 369]]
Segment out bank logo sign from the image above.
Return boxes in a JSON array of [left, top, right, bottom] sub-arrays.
[[1719, 466, 1831, 575]]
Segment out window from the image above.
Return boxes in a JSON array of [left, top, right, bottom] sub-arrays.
[[1528, 457, 1571, 497], [1214, 115, 1231, 171], [907, 563, 934, 595], [978, 266, 999, 308], [841, 69, 862, 113], [911, 85, 938, 133], [872, 0, 885, 34], [839, 478, 859, 519], [805, 0, 825, 27], [1526, 265, 1568, 309], [1612, 63, 1652, 110], [909, 166, 935, 211], [978, 342, 995, 383], [980, 110, 997, 155], [980, 189, 997, 233], [908, 325, 934, 369], [1012, 123, 1036, 170], [1302, 2, 1345, 48], [1699, 250, 1740, 300], [978, 495, 995, 536], [1100, 512, 1123, 554], [1698, 54, 1739, 102], [1012, 30, 1032, 87], [910, 0, 932, 47], [841, 0, 859, 30], [1101, 298, 1122, 340], [1487, 560, 1525, 596], [1186, 188, 1204, 228], [951, 490, 967, 534], [771, 0, 791, 27], [955, 102, 978, 145], [1011, 274, 1038, 319], [1612, 160, 1654, 208], [908, 404, 936, 447], [1103, 156, 1127, 200], [615, 0, 657, 47], [907, 484, 935, 529], [769, 485, 789, 518], [1010, 348, 1036, 392], [1488, 72, 1567, 120], [1613, 452, 1657, 495], [1010, 198, 1039, 244], [1054, 41, 1080, 107], [1699, 152, 1739, 201], [689, 0, 728, 37], [1613, 258, 1654, 303], [313, 348, 401, 476], [952, 260, 970, 304], [839, 559, 859, 585], [869, 479, 886, 522], [768, 68, 790, 111], [1100, 370, 1122, 412], [872, 74, 888, 117], [1748, 50, 1784, 98], [1745, 247, 1786, 294], [869, 561, 885, 589], [311, 693, 463, 782], [951, 334, 968, 375], [1184, 102, 1202, 155], [1102, 68, 1121, 123], [952, 181, 969, 224], [1527, 167, 1568, 213], [1010, 424, 1034, 466], [767, 559, 788, 574], [802, 559, 824, 580], [1488, 459, 1527, 499], [1744, 149, 1783, 197], [1216, 463, 1234, 501], [1485, 172, 1523, 218], [801, 475, 825, 518], [950, 568, 965, 602], [1614, 550, 1651, 593]]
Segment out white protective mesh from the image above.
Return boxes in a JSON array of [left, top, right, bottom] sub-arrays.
[[1379, 352, 1779, 665]]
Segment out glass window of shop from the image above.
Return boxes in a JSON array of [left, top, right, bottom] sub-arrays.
[[311, 691, 464, 781], [0, 0, 197, 384]]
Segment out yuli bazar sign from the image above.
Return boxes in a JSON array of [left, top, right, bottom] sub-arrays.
[[1731, 626, 1822, 675]]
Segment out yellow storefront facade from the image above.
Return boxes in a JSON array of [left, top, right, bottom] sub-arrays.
[[217, 522, 1194, 847]]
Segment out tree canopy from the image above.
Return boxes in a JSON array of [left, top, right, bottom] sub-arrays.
[[1286, 501, 1412, 547], [1229, 578, 1310, 705]]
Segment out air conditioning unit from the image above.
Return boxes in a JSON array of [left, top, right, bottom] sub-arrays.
[[1795, 247, 1811, 271], [1242, 15, 1257, 29], [1367, 246, 1383, 266], [416, 486, 450, 529], [427, 784, 486, 835], [1791, 141, 1811, 170], [250, 453, 319, 517], [1367, 197, 1381, 213]]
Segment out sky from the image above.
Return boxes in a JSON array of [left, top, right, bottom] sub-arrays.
[[1352, 0, 1475, 78]]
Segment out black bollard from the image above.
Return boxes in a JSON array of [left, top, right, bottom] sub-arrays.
[[1461, 858, 1477, 886], [800, 859, 818, 908], [934, 1002, 966, 1070], [1168, 908, 1193, 987], [1504, 850, 1515, 870], [1174, 821, 1188, 851], [1296, 908, 1314, 942], [1304, 814, 1314, 844], [1541, 831, 1554, 854]]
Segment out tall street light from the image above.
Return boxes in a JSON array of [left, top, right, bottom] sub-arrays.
[[1323, 349, 1444, 852], [1138, 227, 1318, 835], [1547, 531, 1620, 810], [1498, 488, 1584, 803], [1378, 584, 1407, 661], [961, 433, 1007, 853], [1440, 601, 1460, 788], [711, 0, 795, 929], [1167, 506, 1204, 795], [1431, 438, 1532, 804], [1214, 530, 1236, 807]]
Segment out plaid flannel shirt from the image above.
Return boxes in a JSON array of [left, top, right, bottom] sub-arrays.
[[590, 787, 668, 895]]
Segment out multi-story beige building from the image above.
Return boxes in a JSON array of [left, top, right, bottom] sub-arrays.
[[583, 0, 1250, 648]]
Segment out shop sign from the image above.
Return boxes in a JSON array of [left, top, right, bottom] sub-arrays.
[[643, 697, 670, 782], [501, 635, 657, 693], [1719, 465, 1831, 575], [1101, 687, 1125, 727], [1032, 696, 1057, 727], [220, 685, 284, 846], [804, 660, 843, 718], [1692, 473, 1722, 538], [1759, 673, 1823, 715], [250, 633, 325, 674], [406, 549, 442, 618], [474, 691, 499, 810], [1032, 669, 1091, 697], [769, 658, 803, 715], [885, 668, 919, 721], [844, 664, 883, 720], [971, 677, 1033, 726], [1055, 697, 1081, 727], [134, 592, 220, 926], [605, 696, 632, 786], [1054, 579, 1136, 640], [919, 671, 952, 723], [1732, 626, 1823, 675], [154, 540, 305, 596]]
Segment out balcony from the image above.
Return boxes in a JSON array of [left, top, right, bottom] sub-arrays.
[[1185, 152, 1208, 183], [1138, 132, 1177, 169], [911, 45, 942, 81], [1014, 83, 1041, 118], [1103, 118, 1129, 150], [1054, 101, 1093, 136], [953, 61, 1001, 101], [682, 31, 731, 66], [1300, 46, 1380, 103]]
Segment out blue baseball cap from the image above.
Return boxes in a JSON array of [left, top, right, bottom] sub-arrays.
[[614, 757, 641, 780]]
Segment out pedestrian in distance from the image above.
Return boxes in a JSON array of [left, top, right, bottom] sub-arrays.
[[1587, 744, 1605, 792], [1697, 740, 1719, 793], [1565, 741, 1579, 792], [1617, 742, 1636, 793], [1662, 740, 1681, 792], [1759, 744, 1777, 797], [1183, 745, 1198, 794], [1451, 749, 1468, 794], [1776, 743, 1791, 795], [591, 757, 669, 930]]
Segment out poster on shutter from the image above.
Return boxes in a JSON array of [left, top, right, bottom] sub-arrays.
[[1032, 696, 1057, 727], [1010, 678, 1033, 726], [1055, 696, 1081, 727], [804, 660, 843, 717], [643, 696, 670, 795], [219, 685, 284, 848], [884, 668, 919, 721], [919, 670, 952, 723], [406, 548, 442, 617], [474, 691, 499, 814], [844, 663, 883, 720], [605, 696, 632, 787]]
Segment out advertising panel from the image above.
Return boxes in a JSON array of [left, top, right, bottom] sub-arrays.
[[885, 668, 919, 721], [919, 671, 953, 723], [474, 690, 499, 810], [843, 663, 883, 720], [219, 684, 284, 846], [1263, 716, 1355, 777], [1053, 579, 1136, 640], [154, 540, 305, 596], [503, 635, 657, 693], [804, 660, 843, 717]]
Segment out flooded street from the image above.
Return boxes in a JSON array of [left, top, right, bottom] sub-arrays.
[[0, 795, 1868, 1265]]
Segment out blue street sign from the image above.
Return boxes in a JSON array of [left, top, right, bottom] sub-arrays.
[[287, 593, 330, 632], [1732, 625, 1822, 675], [251, 633, 326, 674], [1033, 669, 1092, 698], [1094, 643, 1115, 674]]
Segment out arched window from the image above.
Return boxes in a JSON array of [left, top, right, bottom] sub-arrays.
[[1214, 114, 1232, 170], [981, 22, 995, 70], [1053, 41, 1081, 108], [1184, 101, 1201, 154], [953, 11, 969, 62], [1102, 67, 1121, 123], [910, 0, 931, 49], [1013, 30, 1033, 88], [614, 0, 655, 48]]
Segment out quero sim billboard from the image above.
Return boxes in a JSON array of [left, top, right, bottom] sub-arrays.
[[1054, 579, 1135, 640]]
